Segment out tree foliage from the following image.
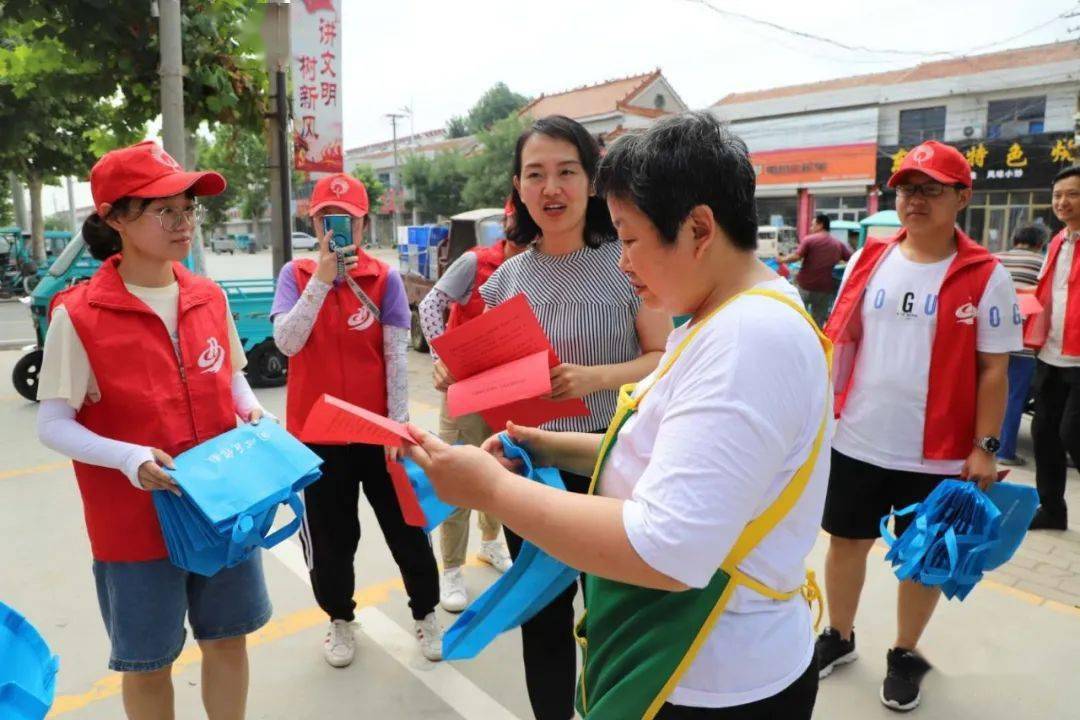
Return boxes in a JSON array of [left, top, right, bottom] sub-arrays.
[[463, 115, 527, 209], [465, 82, 529, 135], [350, 164, 387, 213], [402, 152, 469, 219]]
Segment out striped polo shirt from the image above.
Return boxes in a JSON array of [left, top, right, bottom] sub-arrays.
[[480, 241, 643, 432], [994, 247, 1044, 289]]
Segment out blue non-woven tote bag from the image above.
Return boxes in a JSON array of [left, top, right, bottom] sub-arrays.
[[982, 481, 1039, 570], [880, 479, 1023, 601], [153, 422, 323, 576], [443, 434, 580, 661], [0, 601, 58, 720], [400, 457, 457, 534]]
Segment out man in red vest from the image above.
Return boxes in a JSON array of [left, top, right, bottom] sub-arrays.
[[815, 141, 1021, 712], [1025, 165, 1080, 530], [417, 200, 524, 611]]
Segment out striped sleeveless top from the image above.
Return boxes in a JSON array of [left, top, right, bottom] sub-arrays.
[[480, 241, 643, 432]]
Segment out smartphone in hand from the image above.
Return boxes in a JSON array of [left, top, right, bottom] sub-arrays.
[[323, 214, 352, 250]]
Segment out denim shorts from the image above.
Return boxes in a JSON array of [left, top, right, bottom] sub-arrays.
[[92, 550, 272, 672]]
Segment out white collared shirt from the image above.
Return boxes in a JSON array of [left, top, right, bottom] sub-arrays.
[[1038, 229, 1080, 368]]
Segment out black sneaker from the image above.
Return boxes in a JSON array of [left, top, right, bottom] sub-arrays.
[[881, 648, 932, 712], [815, 627, 857, 679], [1029, 506, 1068, 531]]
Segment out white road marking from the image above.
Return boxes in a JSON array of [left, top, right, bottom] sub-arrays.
[[268, 539, 520, 720]]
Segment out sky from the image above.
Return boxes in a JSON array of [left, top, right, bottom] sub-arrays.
[[29, 0, 1079, 219]]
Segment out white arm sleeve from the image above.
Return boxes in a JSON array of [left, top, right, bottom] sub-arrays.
[[384, 325, 410, 423], [231, 370, 274, 422], [37, 398, 155, 490], [273, 277, 332, 356]]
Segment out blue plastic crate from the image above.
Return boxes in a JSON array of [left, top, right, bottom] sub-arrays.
[[0, 602, 58, 720]]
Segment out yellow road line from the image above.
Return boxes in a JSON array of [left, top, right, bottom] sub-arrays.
[[48, 557, 487, 716], [0, 461, 69, 481], [48, 577, 406, 716]]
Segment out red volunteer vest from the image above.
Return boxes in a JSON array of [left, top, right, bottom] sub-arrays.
[[53, 256, 236, 562], [446, 240, 507, 331], [286, 252, 389, 434], [824, 229, 998, 460], [1023, 229, 1080, 356]]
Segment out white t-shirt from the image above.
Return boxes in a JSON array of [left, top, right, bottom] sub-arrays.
[[1037, 229, 1080, 368], [600, 278, 832, 708], [38, 282, 247, 410], [833, 247, 1022, 474]]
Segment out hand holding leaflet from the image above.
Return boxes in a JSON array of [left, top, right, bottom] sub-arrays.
[[431, 294, 589, 427], [301, 394, 417, 446]]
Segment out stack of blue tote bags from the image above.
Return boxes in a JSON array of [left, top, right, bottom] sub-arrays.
[[153, 421, 323, 576], [881, 479, 1039, 600]]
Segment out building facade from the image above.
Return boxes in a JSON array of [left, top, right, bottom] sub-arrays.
[[712, 41, 1080, 244]]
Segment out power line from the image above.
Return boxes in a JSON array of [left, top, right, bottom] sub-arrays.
[[681, 0, 1075, 59]]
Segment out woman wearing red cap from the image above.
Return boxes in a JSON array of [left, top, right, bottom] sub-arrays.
[[271, 172, 442, 667], [35, 140, 272, 719], [816, 140, 1020, 711], [417, 197, 523, 613]]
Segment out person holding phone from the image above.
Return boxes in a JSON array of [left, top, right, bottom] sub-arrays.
[[271, 173, 442, 668]]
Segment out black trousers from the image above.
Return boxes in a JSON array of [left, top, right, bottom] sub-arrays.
[[1031, 361, 1080, 518], [503, 468, 591, 720], [300, 443, 439, 621], [656, 658, 818, 719]]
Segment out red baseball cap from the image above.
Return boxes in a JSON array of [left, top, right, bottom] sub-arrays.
[[309, 173, 370, 218], [888, 140, 972, 189], [90, 140, 226, 213]]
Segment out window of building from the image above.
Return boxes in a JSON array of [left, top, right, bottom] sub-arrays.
[[378, 172, 391, 185], [898, 106, 946, 146], [654, 93, 667, 110], [987, 96, 1045, 140], [756, 196, 798, 229], [813, 194, 869, 223], [963, 189, 1059, 252]]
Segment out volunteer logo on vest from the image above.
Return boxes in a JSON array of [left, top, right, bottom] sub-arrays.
[[955, 302, 978, 325], [198, 337, 226, 374], [347, 306, 375, 332]]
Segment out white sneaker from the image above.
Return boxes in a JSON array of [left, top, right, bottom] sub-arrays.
[[415, 612, 444, 661], [323, 619, 357, 668], [478, 540, 513, 573], [440, 567, 468, 613]]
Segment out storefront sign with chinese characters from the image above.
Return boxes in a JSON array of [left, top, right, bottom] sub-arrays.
[[877, 134, 1076, 190], [752, 143, 877, 185], [290, 0, 344, 173]]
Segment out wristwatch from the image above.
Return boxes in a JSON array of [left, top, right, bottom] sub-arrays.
[[975, 436, 1001, 455]]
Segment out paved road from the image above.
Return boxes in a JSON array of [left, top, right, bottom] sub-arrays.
[[1, 248, 1078, 718]]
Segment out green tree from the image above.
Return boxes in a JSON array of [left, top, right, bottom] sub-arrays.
[[465, 82, 530, 135], [44, 212, 70, 232], [402, 152, 469, 219], [350, 164, 386, 213], [445, 115, 469, 139], [0, 175, 14, 227], [197, 124, 270, 231], [462, 115, 528, 209], [0, 1, 267, 259]]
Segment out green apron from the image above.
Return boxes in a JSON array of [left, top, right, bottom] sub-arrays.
[[574, 288, 831, 719]]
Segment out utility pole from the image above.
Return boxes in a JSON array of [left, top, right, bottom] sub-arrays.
[[66, 177, 77, 233], [262, 0, 292, 277], [154, 0, 208, 273], [386, 112, 407, 248], [157, 0, 185, 165]]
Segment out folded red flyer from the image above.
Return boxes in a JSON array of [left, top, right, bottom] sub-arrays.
[[1017, 292, 1043, 318], [447, 350, 551, 418], [300, 394, 416, 446], [432, 294, 589, 425]]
